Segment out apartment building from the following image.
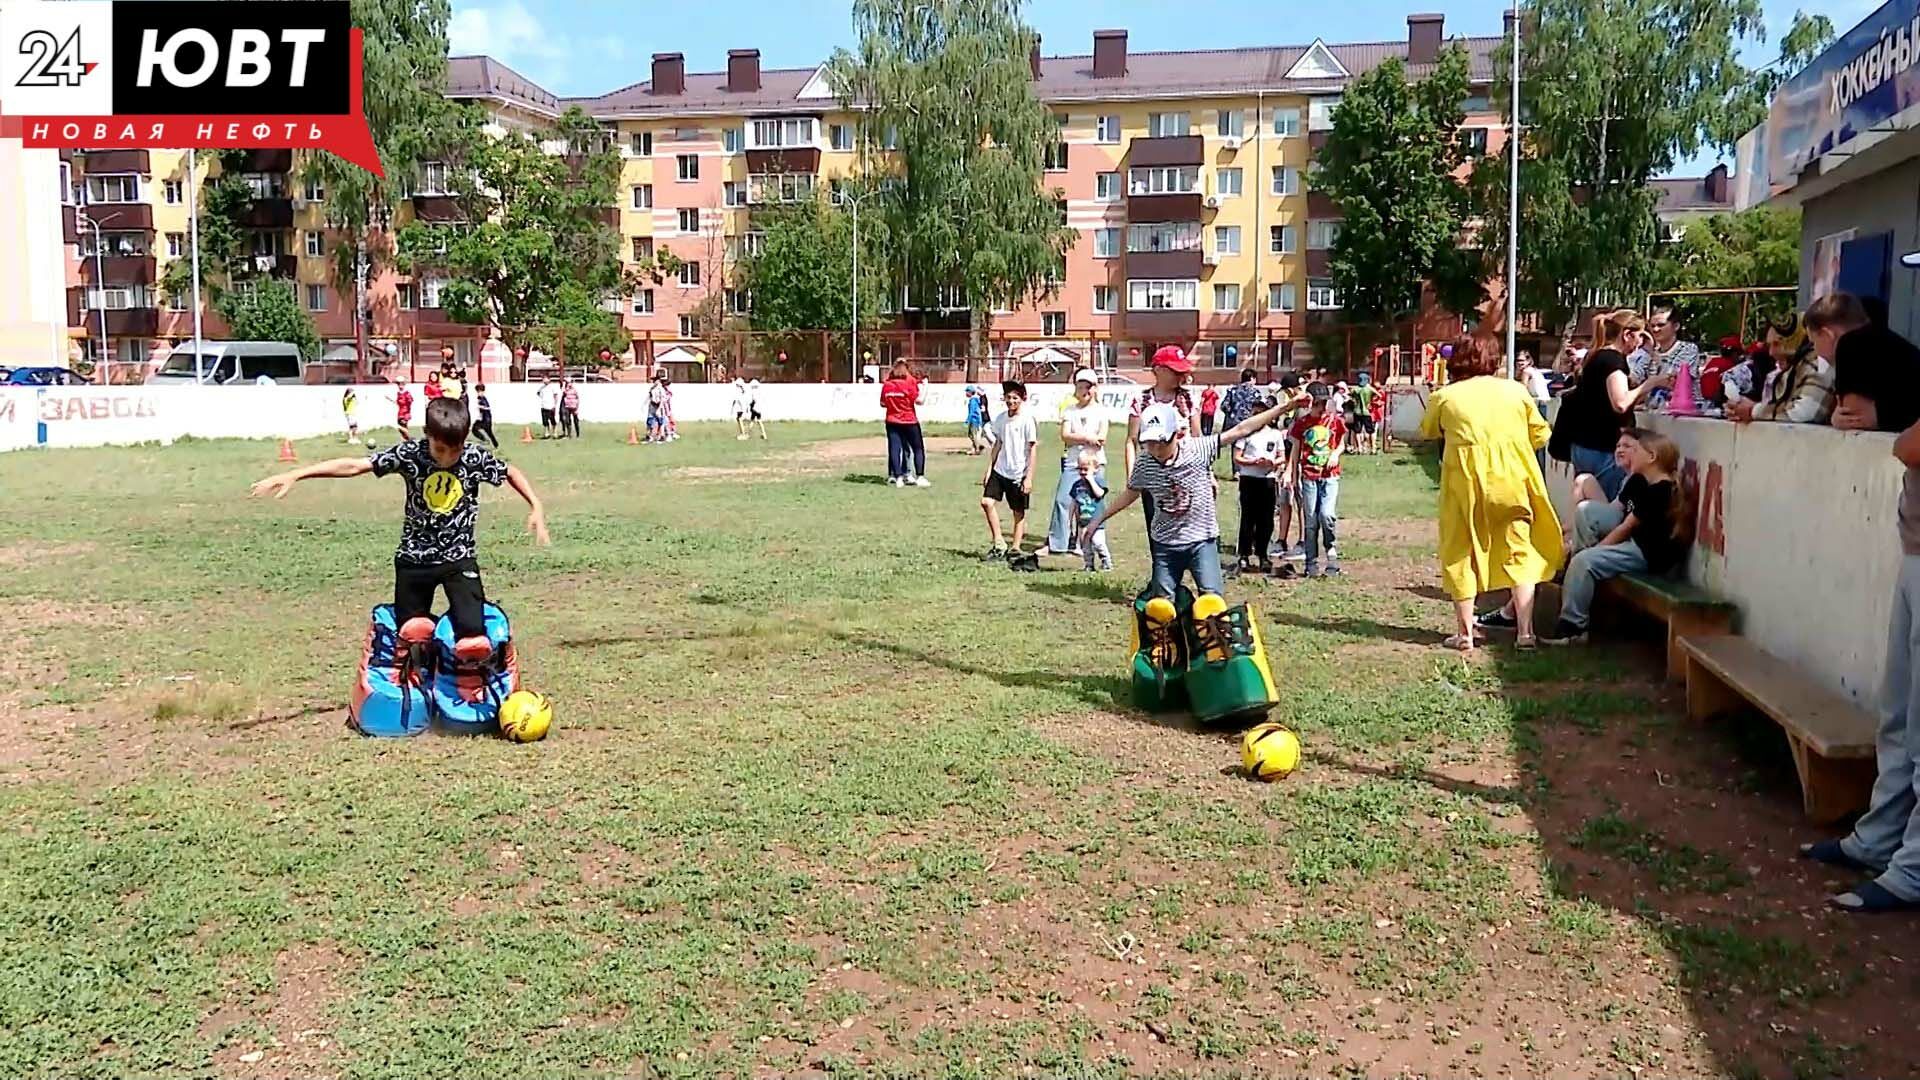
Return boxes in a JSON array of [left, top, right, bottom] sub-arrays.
[[55, 13, 1508, 372]]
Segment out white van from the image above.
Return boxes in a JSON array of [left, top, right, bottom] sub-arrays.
[[148, 341, 306, 385]]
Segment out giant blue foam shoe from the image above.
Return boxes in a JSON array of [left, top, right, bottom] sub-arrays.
[[427, 602, 519, 734], [349, 604, 434, 737]]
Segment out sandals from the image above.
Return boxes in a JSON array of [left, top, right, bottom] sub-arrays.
[[1830, 880, 1920, 914], [1515, 635, 1538, 651], [1442, 633, 1477, 652]]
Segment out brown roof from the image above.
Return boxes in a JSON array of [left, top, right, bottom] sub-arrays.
[[1650, 175, 1733, 213], [458, 33, 1502, 121], [447, 55, 563, 118]]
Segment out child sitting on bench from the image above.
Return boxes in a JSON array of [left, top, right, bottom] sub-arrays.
[[1541, 428, 1689, 645]]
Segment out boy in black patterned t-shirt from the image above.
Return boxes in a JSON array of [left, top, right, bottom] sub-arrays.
[[252, 397, 550, 657]]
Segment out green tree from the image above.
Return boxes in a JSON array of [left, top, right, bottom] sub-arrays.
[[1468, 0, 1766, 335], [828, 0, 1075, 379], [1311, 47, 1474, 346], [215, 280, 321, 360], [1649, 205, 1801, 342], [740, 201, 890, 333], [1731, 11, 1837, 132], [395, 107, 634, 366], [301, 0, 468, 356], [157, 151, 265, 311]]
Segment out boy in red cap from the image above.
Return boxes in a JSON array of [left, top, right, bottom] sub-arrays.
[[1125, 346, 1200, 528]]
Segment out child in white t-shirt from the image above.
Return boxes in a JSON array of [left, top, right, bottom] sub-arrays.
[[979, 380, 1039, 561], [1232, 422, 1287, 573]]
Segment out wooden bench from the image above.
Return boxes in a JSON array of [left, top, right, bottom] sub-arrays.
[[1595, 572, 1737, 683], [1679, 634, 1878, 823]]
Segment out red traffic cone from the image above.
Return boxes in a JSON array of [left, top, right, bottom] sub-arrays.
[[627, 423, 640, 445], [277, 438, 298, 463], [520, 425, 534, 444]]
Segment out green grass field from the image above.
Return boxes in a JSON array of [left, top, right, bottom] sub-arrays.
[[1, 424, 1913, 1080]]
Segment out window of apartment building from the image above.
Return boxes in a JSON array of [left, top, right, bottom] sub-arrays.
[[157, 180, 182, 206], [305, 285, 327, 312], [728, 289, 752, 315], [1462, 94, 1491, 113], [678, 261, 701, 287], [1270, 224, 1297, 254], [1092, 286, 1117, 314], [882, 124, 900, 150], [1271, 166, 1298, 196], [1460, 127, 1489, 157], [1127, 221, 1201, 252], [631, 184, 653, 209], [749, 172, 815, 204], [248, 231, 283, 257], [630, 130, 653, 156], [676, 154, 699, 181], [750, 118, 814, 148], [1128, 279, 1198, 310], [59, 162, 72, 203], [302, 178, 324, 202], [632, 289, 654, 314], [1307, 219, 1341, 249], [1097, 115, 1121, 143], [1270, 282, 1297, 311], [1308, 97, 1339, 131], [828, 123, 853, 150], [166, 288, 188, 312], [1095, 171, 1120, 202], [397, 282, 415, 310], [1127, 165, 1199, 196], [1041, 311, 1067, 336], [1211, 341, 1250, 369], [723, 128, 744, 153], [1216, 168, 1243, 197], [1147, 112, 1190, 137], [677, 208, 700, 233], [242, 173, 285, 200], [418, 161, 450, 195], [631, 236, 653, 262], [419, 275, 448, 308], [1213, 283, 1242, 310], [1093, 227, 1119, 258], [679, 314, 697, 338], [86, 175, 141, 203], [1272, 107, 1302, 137], [85, 285, 146, 311], [82, 231, 146, 257], [1306, 277, 1340, 309], [1213, 226, 1241, 255], [1658, 220, 1687, 243], [305, 231, 325, 257], [724, 181, 748, 207], [166, 232, 183, 258], [740, 231, 765, 257], [1216, 109, 1246, 138], [1044, 139, 1068, 171]]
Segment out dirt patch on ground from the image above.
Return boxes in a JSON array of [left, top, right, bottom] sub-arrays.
[[0, 540, 95, 568], [0, 689, 346, 786], [786, 435, 973, 465], [668, 465, 801, 483], [205, 943, 351, 1080], [15, 598, 137, 630]]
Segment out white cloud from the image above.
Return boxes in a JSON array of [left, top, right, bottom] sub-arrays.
[[450, 1, 564, 69]]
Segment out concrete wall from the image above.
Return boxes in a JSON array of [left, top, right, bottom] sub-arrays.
[[1544, 415, 1905, 708], [1799, 155, 1920, 343], [0, 145, 71, 368]]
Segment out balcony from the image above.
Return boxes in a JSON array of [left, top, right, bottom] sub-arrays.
[[1127, 192, 1204, 224], [238, 148, 293, 173], [745, 147, 820, 174], [1125, 249, 1203, 279], [1124, 308, 1200, 340], [66, 287, 83, 327], [1306, 190, 1340, 217], [83, 203, 153, 230], [80, 149, 150, 174], [1128, 135, 1204, 167], [99, 307, 160, 337], [1306, 249, 1332, 276], [246, 253, 300, 278], [588, 206, 620, 228], [411, 194, 464, 223], [1308, 131, 1330, 159], [239, 199, 294, 228], [62, 205, 78, 243], [79, 254, 156, 285]]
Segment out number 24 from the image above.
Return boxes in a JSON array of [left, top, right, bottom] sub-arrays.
[[17, 28, 86, 88]]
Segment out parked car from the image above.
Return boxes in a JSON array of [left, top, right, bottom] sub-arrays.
[[5, 366, 88, 386], [147, 341, 305, 385]]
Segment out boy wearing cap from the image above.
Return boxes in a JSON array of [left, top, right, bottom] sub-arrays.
[[1082, 394, 1295, 599], [964, 387, 990, 455], [1125, 346, 1200, 527]]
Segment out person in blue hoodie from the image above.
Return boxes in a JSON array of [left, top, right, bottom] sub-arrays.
[[964, 385, 990, 455]]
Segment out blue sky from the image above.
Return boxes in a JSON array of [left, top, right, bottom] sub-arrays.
[[447, 0, 1874, 178]]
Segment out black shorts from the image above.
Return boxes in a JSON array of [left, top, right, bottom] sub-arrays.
[[1353, 415, 1377, 434], [540, 408, 556, 426], [395, 558, 487, 639], [983, 471, 1030, 513]]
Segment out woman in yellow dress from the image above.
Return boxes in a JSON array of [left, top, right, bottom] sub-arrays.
[[1419, 337, 1564, 650]]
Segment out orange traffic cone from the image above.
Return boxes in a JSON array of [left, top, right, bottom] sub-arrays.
[[277, 438, 297, 463], [627, 423, 640, 446], [520, 425, 534, 444]]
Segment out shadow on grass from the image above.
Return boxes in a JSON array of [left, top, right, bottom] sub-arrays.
[[1398, 583, 1451, 602], [1268, 608, 1448, 646], [1028, 577, 1136, 605], [841, 473, 892, 486], [825, 627, 1130, 711]]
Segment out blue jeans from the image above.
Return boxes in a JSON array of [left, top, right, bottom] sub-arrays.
[[1571, 443, 1627, 502], [1558, 502, 1647, 631], [1842, 554, 1920, 900], [885, 421, 925, 480], [1296, 476, 1339, 570], [1047, 457, 1103, 553], [1148, 538, 1223, 599]]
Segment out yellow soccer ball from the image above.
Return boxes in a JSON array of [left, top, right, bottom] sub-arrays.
[[1241, 722, 1300, 782], [499, 690, 553, 743]]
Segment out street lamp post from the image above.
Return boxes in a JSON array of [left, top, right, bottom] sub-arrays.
[[78, 210, 122, 373], [1505, 0, 1522, 378], [840, 186, 878, 383]]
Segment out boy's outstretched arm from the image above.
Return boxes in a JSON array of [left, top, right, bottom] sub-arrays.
[[505, 463, 551, 546], [250, 457, 374, 499], [1082, 486, 1139, 549]]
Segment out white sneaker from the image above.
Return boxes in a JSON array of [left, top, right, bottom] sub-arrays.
[[736, 434, 749, 441], [887, 477, 903, 487], [1326, 545, 1338, 560], [911, 476, 932, 488]]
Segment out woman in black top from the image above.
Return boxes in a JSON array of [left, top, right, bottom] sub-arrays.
[[1556, 309, 1672, 503]]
